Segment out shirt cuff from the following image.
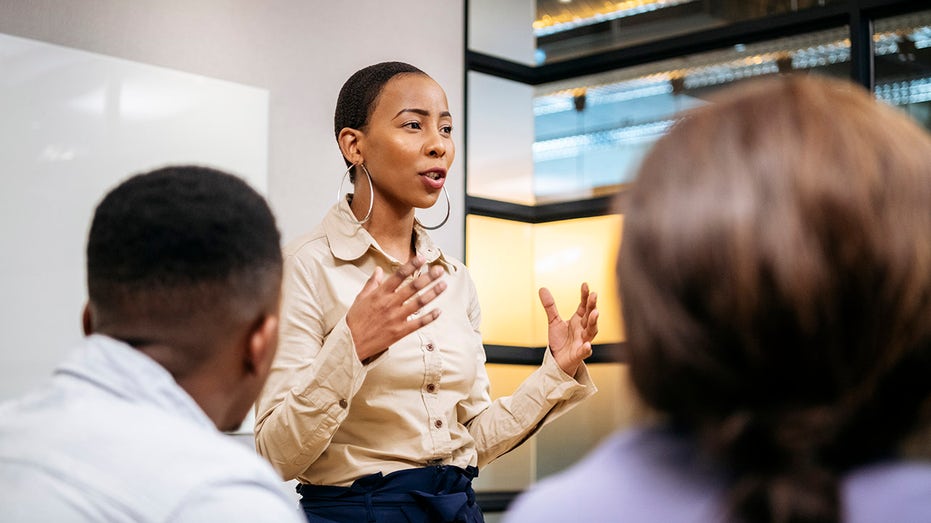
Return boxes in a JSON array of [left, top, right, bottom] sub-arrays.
[[541, 347, 597, 399], [298, 316, 369, 416]]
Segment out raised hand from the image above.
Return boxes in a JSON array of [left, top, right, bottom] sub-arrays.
[[539, 283, 599, 377], [346, 255, 447, 362]]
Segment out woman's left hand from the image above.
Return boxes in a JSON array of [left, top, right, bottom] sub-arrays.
[[538, 283, 599, 377]]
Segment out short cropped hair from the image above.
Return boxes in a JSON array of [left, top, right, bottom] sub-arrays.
[[334, 61, 426, 175], [86, 165, 282, 370]]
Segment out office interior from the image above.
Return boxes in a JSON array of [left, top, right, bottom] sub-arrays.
[[1, 1, 928, 519]]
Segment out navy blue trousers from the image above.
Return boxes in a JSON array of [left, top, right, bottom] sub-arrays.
[[297, 465, 484, 523]]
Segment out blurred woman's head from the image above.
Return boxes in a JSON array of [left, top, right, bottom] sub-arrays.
[[618, 75, 931, 522]]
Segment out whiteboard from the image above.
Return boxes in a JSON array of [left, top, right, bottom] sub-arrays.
[[0, 33, 270, 400]]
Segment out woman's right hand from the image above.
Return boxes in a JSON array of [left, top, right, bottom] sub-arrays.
[[346, 255, 447, 362]]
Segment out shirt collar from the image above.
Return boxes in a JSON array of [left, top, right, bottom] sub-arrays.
[[56, 334, 215, 430], [323, 197, 455, 272]]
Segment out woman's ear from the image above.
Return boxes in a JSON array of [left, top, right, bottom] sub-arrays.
[[337, 128, 364, 166]]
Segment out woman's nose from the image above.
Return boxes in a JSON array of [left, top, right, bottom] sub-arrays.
[[425, 133, 446, 158]]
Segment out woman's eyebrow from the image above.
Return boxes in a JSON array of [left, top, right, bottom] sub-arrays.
[[394, 108, 453, 119]]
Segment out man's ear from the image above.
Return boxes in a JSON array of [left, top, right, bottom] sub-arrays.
[[244, 314, 279, 377], [337, 127, 364, 166], [82, 303, 94, 335]]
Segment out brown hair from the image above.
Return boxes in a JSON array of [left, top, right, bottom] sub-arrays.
[[618, 75, 931, 522]]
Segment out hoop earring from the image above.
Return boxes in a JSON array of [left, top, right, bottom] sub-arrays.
[[336, 163, 373, 225], [417, 186, 451, 230]]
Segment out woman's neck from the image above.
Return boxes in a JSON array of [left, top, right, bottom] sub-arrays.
[[364, 204, 417, 263]]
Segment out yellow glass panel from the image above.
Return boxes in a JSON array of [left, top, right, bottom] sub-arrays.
[[534, 215, 624, 344], [467, 213, 624, 347], [484, 363, 536, 401], [535, 363, 642, 478], [475, 362, 648, 490], [466, 215, 536, 345], [473, 363, 539, 492]]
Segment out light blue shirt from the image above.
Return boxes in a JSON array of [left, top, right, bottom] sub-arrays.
[[504, 425, 931, 523], [0, 334, 305, 523]]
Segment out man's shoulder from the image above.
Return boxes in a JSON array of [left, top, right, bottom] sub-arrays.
[[0, 390, 294, 521]]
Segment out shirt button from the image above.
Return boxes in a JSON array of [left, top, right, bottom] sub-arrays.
[[426, 343, 435, 352], [426, 384, 437, 393], [434, 419, 443, 429], [338, 399, 348, 409]]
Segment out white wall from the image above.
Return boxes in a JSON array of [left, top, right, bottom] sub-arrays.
[[0, 0, 464, 398]]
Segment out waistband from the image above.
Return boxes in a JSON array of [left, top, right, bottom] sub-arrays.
[[298, 465, 480, 522]]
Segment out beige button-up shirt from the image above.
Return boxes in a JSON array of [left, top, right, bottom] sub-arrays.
[[255, 200, 596, 486]]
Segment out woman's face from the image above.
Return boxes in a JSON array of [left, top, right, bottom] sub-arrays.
[[359, 73, 455, 211]]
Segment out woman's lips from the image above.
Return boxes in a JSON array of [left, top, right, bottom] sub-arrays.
[[420, 169, 446, 190]]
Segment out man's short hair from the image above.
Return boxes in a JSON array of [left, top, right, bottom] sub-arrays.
[[86, 165, 282, 361]]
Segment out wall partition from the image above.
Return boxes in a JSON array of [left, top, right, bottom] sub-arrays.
[[464, 0, 931, 517]]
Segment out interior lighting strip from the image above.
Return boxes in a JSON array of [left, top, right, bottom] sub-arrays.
[[533, 0, 699, 37], [876, 77, 931, 106], [532, 119, 674, 162]]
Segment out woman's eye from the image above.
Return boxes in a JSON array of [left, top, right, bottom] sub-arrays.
[[404, 121, 422, 130], [441, 125, 453, 135]]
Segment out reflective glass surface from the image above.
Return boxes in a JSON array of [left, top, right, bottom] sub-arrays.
[[532, 26, 850, 203], [466, 214, 624, 346], [469, 0, 845, 65], [535, 0, 846, 63], [473, 362, 639, 493], [874, 10, 931, 130]]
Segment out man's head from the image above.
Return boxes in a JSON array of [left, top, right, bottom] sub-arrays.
[[85, 165, 283, 431]]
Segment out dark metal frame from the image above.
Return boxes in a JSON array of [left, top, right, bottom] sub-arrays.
[[485, 342, 627, 365]]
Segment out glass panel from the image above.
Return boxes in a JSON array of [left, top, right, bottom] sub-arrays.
[[467, 71, 537, 205], [466, 214, 624, 347], [472, 363, 538, 493], [469, 0, 538, 66], [874, 10, 931, 130], [534, 216, 624, 344], [466, 215, 538, 346], [533, 26, 850, 204], [535, 0, 846, 64], [534, 363, 641, 479], [474, 363, 643, 495]]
